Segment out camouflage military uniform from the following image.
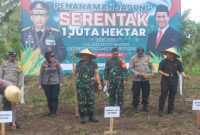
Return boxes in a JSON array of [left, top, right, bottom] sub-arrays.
[[104, 58, 128, 107], [76, 60, 98, 113]]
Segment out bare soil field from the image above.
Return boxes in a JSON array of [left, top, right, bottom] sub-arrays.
[[2, 75, 200, 135]]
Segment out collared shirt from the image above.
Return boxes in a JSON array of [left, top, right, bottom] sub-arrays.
[[0, 60, 23, 86], [39, 60, 63, 85], [157, 25, 169, 39], [35, 28, 45, 33], [159, 58, 184, 85], [129, 54, 155, 81]]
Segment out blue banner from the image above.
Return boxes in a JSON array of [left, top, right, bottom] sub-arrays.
[[21, 0, 181, 75]]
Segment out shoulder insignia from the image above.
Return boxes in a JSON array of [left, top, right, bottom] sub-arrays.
[[21, 27, 31, 32], [17, 61, 23, 72], [120, 58, 126, 68], [50, 27, 59, 32]]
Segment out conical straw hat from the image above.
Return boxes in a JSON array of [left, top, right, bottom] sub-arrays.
[[75, 48, 96, 59], [4, 86, 22, 102], [160, 47, 180, 58]]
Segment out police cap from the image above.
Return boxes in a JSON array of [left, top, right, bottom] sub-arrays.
[[9, 51, 17, 57], [136, 46, 144, 53], [29, 1, 49, 15]]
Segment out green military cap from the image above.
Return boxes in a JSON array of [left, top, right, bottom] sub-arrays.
[[29, 1, 49, 15]]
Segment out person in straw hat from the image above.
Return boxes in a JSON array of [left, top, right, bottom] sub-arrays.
[[158, 47, 190, 117], [0, 78, 22, 129], [72, 48, 102, 124], [0, 51, 23, 129]]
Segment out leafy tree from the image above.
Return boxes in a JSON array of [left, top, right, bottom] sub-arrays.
[[0, 5, 21, 61], [0, 0, 20, 22]]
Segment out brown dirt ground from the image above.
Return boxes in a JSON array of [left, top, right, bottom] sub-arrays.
[[1, 75, 200, 135]]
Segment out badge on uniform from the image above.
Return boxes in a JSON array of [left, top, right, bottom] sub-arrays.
[[45, 35, 55, 46], [25, 33, 34, 44]]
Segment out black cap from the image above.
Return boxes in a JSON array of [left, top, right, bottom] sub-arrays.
[[9, 51, 17, 57], [136, 46, 144, 53], [155, 5, 169, 15], [29, 1, 49, 15]]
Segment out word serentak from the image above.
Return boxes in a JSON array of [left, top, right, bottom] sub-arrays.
[[59, 12, 148, 27]]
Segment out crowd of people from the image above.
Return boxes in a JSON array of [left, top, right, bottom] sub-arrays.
[[0, 1, 190, 130], [0, 46, 190, 128]]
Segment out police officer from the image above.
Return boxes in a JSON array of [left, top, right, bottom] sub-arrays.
[[158, 47, 190, 117], [73, 48, 102, 124], [103, 48, 128, 113], [129, 46, 155, 113], [39, 51, 63, 117], [21, 1, 67, 62], [0, 51, 23, 129]]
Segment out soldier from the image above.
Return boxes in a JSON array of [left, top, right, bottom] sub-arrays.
[[21, 1, 67, 62], [158, 47, 190, 117], [0, 51, 23, 129], [129, 46, 155, 113], [39, 51, 63, 117], [73, 48, 102, 124], [103, 48, 128, 113]]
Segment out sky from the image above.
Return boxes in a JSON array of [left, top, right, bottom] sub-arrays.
[[182, 0, 200, 22]]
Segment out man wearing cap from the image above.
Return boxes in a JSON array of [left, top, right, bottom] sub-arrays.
[[21, 1, 67, 62], [0, 51, 23, 129], [146, 4, 181, 57], [103, 48, 128, 113], [72, 48, 102, 124], [158, 47, 190, 117], [39, 51, 63, 117], [129, 46, 155, 113]]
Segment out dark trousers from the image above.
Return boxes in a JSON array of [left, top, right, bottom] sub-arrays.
[[3, 97, 12, 111], [132, 81, 150, 107], [42, 84, 60, 114], [159, 81, 177, 112]]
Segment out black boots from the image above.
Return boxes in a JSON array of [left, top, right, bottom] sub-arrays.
[[142, 105, 149, 112], [80, 112, 86, 124], [88, 112, 98, 122], [80, 111, 98, 124], [133, 106, 139, 113], [158, 110, 163, 117]]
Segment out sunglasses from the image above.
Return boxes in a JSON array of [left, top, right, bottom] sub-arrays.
[[49, 55, 54, 57]]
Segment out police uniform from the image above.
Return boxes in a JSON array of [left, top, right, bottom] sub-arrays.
[[39, 52, 63, 116], [104, 57, 128, 107], [0, 60, 23, 87], [129, 48, 155, 112], [21, 1, 67, 62], [0, 51, 22, 128]]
